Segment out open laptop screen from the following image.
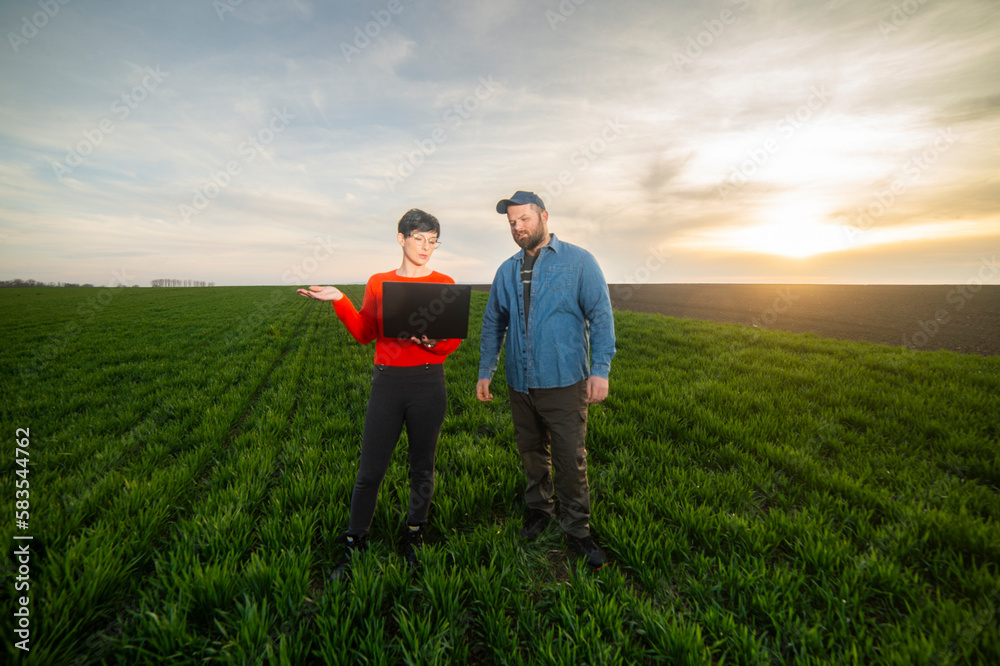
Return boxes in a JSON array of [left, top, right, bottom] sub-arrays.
[[381, 282, 472, 340]]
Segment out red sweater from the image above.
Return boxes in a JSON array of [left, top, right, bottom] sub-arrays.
[[332, 270, 462, 366]]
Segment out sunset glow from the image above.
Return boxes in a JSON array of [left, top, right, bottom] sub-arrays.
[[687, 219, 849, 259]]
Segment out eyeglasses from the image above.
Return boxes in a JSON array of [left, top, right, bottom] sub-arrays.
[[409, 234, 441, 248]]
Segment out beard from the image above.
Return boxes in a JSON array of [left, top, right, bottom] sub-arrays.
[[514, 226, 547, 251]]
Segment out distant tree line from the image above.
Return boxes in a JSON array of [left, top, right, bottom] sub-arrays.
[[1, 278, 98, 288], [150, 279, 215, 287]]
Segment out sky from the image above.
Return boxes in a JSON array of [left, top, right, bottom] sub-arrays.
[[1, 0, 998, 287]]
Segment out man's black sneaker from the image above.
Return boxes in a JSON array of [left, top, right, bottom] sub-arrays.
[[329, 533, 366, 581], [520, 509, 552, 541], [565, 534, 607, 571], [404, 524, 423, 569]]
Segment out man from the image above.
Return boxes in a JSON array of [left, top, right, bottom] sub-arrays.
[[477, 190, 616, 571]]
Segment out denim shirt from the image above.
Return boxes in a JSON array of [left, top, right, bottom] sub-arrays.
[[478, 234, 616, 392]]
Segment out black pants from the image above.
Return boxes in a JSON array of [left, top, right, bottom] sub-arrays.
[[348, 364, 447, 537], [508, 380, 591, 538]]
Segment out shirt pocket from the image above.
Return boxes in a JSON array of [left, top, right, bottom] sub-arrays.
[[545, 265, 575, 290]]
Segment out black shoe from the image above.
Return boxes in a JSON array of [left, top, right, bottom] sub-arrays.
[[520, 509, 552, 541], [330, 533, 366, 581], [404, 524, 424, 569], [565, 533, 607, 571]]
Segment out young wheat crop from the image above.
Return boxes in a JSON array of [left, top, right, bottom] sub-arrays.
[[1, 287, 997, 664]]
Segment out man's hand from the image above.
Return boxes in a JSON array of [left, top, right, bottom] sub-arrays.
[[476, 378, 493, 402], [586, 376, 609, 404], [297, 285, 344, 301]]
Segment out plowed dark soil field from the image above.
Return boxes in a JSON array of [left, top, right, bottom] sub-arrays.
[[607, 284, 1000, 357], [473, 284, 1000, 356]]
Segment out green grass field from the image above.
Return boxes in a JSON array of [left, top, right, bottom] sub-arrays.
[[1, 286, 998, 665]]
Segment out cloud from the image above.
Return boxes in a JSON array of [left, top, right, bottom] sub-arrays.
[[1, 0, 999, 285]]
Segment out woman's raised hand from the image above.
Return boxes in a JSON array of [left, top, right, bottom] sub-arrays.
[[297, 285, 344, 301]]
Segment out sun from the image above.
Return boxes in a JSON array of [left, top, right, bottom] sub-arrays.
[[721, 218, 849, 258], [678, 203, 851, 259]]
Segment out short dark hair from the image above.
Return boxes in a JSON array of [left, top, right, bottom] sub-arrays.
[[397, 209, 440, 238]]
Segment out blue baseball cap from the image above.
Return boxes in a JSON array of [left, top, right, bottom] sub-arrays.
[[496, 190, 546, 214]]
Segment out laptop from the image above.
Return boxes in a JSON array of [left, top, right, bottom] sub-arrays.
[[382, 281, 472, 340]]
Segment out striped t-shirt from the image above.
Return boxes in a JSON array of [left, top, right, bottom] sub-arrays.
[[521, 252, 537, 325]]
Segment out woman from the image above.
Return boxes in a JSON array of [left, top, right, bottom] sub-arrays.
[[298, 209, 461, 576]]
